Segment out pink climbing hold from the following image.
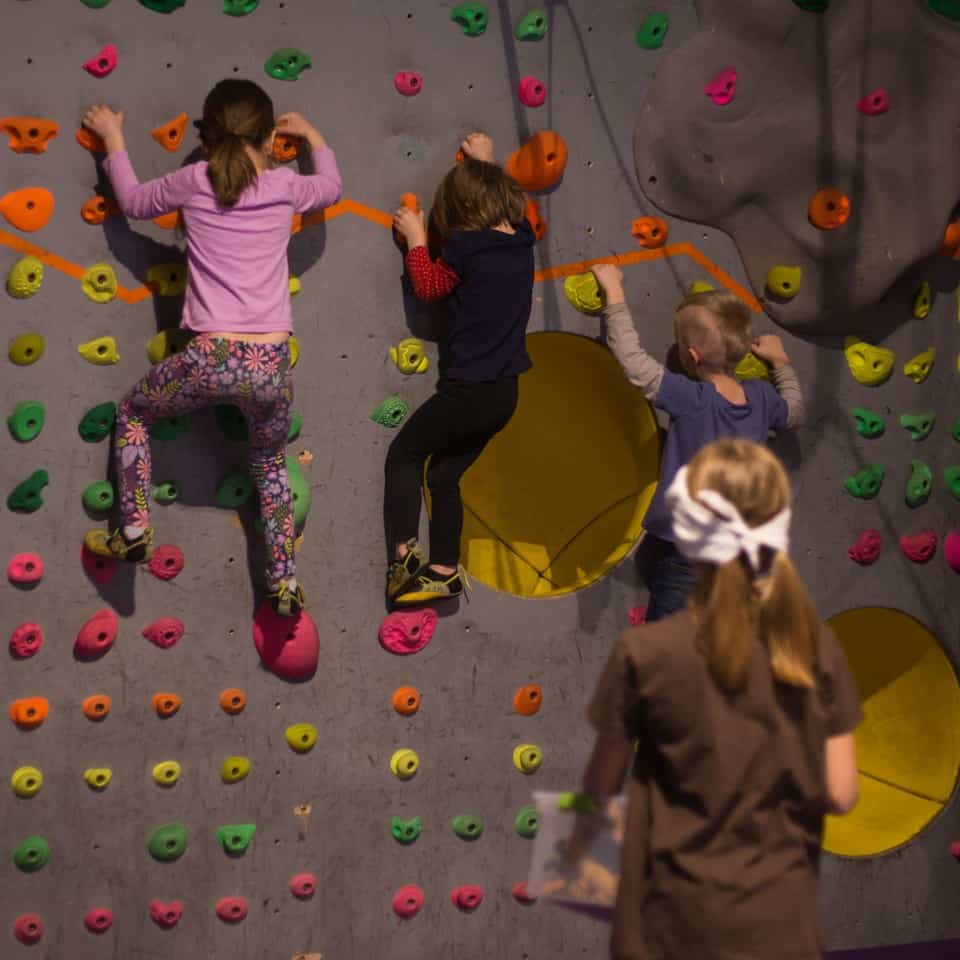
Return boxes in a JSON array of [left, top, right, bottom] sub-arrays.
[[82, 43, 118, 79], [10, 622, 44, 659], [289, 872, 317, 899], [394, 71, 423, 97], [13, 913, 43, 945], [252, 601, 319, 681], [950, 841, 960, 860], [149, 899, 183, 929], [848, 530, 882, 565], [517, 76, 547, 108], [81, 544, 116, 585], [83, 908, 113, 934], [142, 616, 185, 650], [512, 881, 537, 904], [704, 67, 737, 105], [148, 544, 184, 581], [74, 608, 118, 660], [7, 551, 44, 585], [857, 88, 889, 116], [628, 605, 647, 626], [900, 529, 938, 564], [450, 885, 484, 911], [215, 896, 248, 923], [392, 884, 424, 919], [945, 532, 960, 573], [378, 608, 437, 655]]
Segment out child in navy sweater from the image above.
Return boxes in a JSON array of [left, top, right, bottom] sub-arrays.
[[386, 132, 535, 604]]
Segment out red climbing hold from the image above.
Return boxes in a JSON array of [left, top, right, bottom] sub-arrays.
[[628, 605, 647, 626], [149, 899, 183, 929], [450, 885, 484, 911], [857, 88, 889, 116], [83, 908, 113, 934], [394, 71, 423, 97], [945, 532, 960, 573], [704, 67, 737, 105], [215, 897, 248, 923], [142, 616, 185, 649], [81, 543, 117, 585], [392, 884, 424, 918], [252, 602, 319, 681], [148, 544, 184, 581], [82, 43, 118, 78], [900, 529, 937, 564], [7, 552, 44, 584], [848, 530, 882, 565], [10, 622, 44, 659], [289, 873, 317, 899], [378, 608, 437, 655], [512, 881, 537, 904], [517, 76, 547, 108], [74, 609, 118, 660], [13, 914, 43, 945]]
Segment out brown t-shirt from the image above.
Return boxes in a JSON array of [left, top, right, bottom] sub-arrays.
[[588, 611, 862, 960]]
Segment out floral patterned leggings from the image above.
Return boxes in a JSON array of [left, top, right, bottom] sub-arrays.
[[115, 335, 296, 588]]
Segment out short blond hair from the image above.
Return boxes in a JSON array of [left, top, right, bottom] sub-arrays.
[[674, 291, 752, 373]]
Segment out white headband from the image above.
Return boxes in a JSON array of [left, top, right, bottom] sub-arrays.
[[665, 466, 791, 572]]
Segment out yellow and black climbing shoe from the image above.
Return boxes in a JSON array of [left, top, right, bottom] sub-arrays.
[[270, 581, 306, 617], [387, 539, 426, 601], [395, 566, 470, 605], [84, 527, 154, 563]]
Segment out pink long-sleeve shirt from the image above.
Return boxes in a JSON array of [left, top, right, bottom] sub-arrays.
[[103, 147, 342, 333]]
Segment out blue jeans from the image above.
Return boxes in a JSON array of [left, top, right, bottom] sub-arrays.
[[643, 536, 694, 623]]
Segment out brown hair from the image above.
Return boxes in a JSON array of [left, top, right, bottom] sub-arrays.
[[430, 158, 526, 239], [197, 79, 275, 207], [685, 439, 819, 694], [674, 290, 752, 373]]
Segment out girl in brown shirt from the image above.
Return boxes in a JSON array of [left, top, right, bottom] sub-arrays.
[[583, 438, 861, 960]]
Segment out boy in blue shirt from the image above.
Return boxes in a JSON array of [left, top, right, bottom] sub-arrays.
[[591, 264, 805, 622]]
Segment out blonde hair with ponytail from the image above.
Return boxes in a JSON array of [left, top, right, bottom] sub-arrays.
[[685, 439, 819, 693]]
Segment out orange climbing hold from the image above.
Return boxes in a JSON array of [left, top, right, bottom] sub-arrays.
[[151, 113, 188, 152], [400, 192, 420, 213], [152, 692, 182, 718], [0, 188, 55, 233], [219, 688, 247, 715], [631, 216, 669, 249], [272, 133, 299, 163], [9, 697, 49, 730], [0, 116, 59, 154], [524, 195, 546, 241], [808, 188, 850, 230], [506, 131, 569, 193], [81, 195, 120, 225], [76, 127, 106, 153], [153, 210, 182, 230], [513, 684, 543, 716], [392, 686, 421, 716], [81, 694, 112, 721], [291, 213, 303, 235], [942, 220, 960, 258]]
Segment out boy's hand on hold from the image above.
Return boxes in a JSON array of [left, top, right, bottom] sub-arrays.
[[393, 206, 428, 248], [460, 132, 494, 163], [83, 104, 125, 149], [276, 112, 326, 150], [751, 334, 791, 370], [591, 264, 626, 306]]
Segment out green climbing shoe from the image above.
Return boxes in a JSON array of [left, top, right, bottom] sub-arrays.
[[395, 566, 470, 605], [387, 540, 426, 601], [84, 527, 154, 563], [270, 581, 306, 617]]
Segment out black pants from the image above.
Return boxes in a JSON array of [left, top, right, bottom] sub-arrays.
[[384, 377, 519, 567]]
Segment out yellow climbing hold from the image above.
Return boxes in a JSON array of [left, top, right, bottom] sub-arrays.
[[912, 281, 932, 320], [6, 256, 43, 298], [220, 756, 251, 784], [390, 748, 419, 780], [765, 265, 802, 300], [688, 280, 714, 294], [77, 336, 119, 365], [81, 263, 119, 303], [83, 767, 112, 791], [843, 336, 894, 387], [284, 723, 318, 753], [146, 329, 191, 365], [146, 262, 187, 297], [513, 743, 543, 774], [289, 276, 301, 296], [289, 336, 300, 368], [563, 272, 604, 315], [389, 337, 429, 375], [11, 765, 43, 797], [8, 332, 45, 365], [904, 347, 935, 384], [152, 761, 181, 786], [735, 352, 770, 381]]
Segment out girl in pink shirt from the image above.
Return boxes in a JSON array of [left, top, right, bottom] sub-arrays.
[[82, 79, 341, 616]]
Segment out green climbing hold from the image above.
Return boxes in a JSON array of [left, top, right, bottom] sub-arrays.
[[148, 823, 187, 861], [514, 7, 547, 40], [7, 256, 44, 299], [288, 412, 302, 442], [288, 455, 311, 529], [138, 0, 186, 12], [81, 0, 112, 6], [14, 836, 49, 872], [217, 824, 256, 855], [215, 404, 248, 442], [945, 465, 960, 499], [391, 816, 422, 844], [906, 460, 932, 507], [151, 415, 190, 441], [635, 12, 669, 49], [900, 411, 935, 442], [223, 0, 258, 13], [153, 482, 179, 505], [514, 804, 539, 838], [843, 464, 884, 500], [852, 407, 885, 439], [929, 0, 960, 22], [452, 2, 489, 36], [78, 401, 117, 443], [793, 0, 829, 10], [370, 396, 409, 428], [83, 481, 114, 512], [264, 48, 312, 81], [8, 333, 44, 366], [7, 401, 45, 443], [7, 469, 49, 513], [557, 791, 598, 813], [216, 472, 253, 509], [452, 814, 484, 840]]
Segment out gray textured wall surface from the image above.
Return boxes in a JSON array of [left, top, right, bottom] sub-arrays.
[[1, 1, 958, 958]]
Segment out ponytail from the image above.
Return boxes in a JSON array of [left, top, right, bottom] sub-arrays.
[[206, 134, 256, 207]]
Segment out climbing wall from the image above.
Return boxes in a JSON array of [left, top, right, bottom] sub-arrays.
[[1, 1, 959, 957]]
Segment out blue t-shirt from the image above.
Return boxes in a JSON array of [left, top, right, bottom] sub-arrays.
[[643, 371, 789, 541]]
